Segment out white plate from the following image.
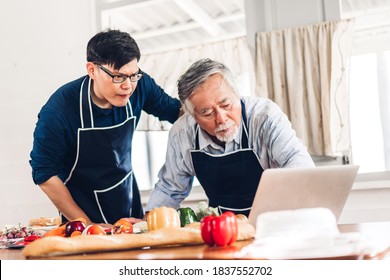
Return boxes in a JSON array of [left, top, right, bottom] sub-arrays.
[[0, 238, 24, 249], [237, 233, 369, 259]]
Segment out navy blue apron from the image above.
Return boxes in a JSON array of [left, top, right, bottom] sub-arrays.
[[190, 101, 264, 217], [64, 77, 143, 224]]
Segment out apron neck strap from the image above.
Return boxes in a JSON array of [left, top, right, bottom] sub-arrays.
[[195, 125, 200, 150], [125, 101, 133, 118], [240, 99, 249, 149], [80, 76, 134, 129], [80, 76, 94, 128]]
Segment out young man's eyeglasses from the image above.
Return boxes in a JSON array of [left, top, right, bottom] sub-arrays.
[[96, 64, 143, 83]]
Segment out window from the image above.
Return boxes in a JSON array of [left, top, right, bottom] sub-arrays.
[[350, 52, 390, 173], [348, 6, 390, 174], [132, 131, 169, 191]]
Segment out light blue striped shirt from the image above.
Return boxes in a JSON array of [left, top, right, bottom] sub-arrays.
[[145, 96, 315, 211]]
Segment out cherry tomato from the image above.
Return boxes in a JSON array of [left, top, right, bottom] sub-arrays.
[[112, 218, 133, 234]]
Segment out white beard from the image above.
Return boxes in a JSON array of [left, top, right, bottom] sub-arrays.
[[215, 119, 238, 143]]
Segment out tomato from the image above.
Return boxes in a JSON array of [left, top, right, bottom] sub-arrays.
[[83, 225, 107, 235], [112, 218, 133, 234]]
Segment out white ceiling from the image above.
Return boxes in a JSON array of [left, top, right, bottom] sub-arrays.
[[96, 0, 247, 54]]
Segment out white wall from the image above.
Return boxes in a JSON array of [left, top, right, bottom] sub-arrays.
[[0, 0, 96, 225]]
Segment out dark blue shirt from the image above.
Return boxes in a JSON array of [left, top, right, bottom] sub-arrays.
[[30, 73, 181, 185]]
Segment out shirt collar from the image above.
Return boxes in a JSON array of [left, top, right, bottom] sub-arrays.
[[197, 119, 243, 151]]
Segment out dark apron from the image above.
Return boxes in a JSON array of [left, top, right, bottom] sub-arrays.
[[64, 77, 143, 224], [190, 101, 264, 217]]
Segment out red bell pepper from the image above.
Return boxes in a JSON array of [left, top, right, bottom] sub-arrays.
[[24, 235, 42, 243], [200, 211, 238, 247]]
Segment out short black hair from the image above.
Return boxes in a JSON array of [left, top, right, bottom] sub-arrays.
[[86, 29, 141, 70]]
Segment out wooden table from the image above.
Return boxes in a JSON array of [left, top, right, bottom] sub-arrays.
[[1, 222, 390, 260]]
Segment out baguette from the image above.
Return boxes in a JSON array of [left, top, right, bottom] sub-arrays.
[[23, 220, 255, 258]]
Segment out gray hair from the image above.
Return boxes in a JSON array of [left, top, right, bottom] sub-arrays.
[[177, 58, 239, 114]]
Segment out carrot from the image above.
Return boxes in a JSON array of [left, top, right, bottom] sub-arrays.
[[44, 224, 66, 237]]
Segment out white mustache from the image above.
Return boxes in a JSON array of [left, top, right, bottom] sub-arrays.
[[215, 119, 235, 133]]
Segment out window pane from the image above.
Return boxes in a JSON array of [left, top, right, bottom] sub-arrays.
[[350, 53, 386, 172], [133, 130, 201, 190], [148, 131, 169, 186], [132, 131, 151, 190]]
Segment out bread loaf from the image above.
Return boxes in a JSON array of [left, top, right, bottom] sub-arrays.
[[29, 216, 61, 227]]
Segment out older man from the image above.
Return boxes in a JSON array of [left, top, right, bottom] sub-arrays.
[[145, 58, 314, 217]]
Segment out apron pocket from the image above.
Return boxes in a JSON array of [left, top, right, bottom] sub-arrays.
[[94, 171, 133, 224]]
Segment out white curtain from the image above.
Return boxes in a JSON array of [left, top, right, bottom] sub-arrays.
[[255, 19, 354, 157], [137, 36, 255, 131]]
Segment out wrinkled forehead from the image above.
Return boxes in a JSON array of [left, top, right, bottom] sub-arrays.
[[191, 87, 239, 115]]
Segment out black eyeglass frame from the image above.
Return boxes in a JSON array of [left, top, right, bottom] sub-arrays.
[[96, 64, 143, 83]]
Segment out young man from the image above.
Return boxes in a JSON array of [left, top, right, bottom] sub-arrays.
[[30, 30, 181, 225], [145, 58, 314, 217]]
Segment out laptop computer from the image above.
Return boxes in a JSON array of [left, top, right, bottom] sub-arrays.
[[248, 165, 359, 228]]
